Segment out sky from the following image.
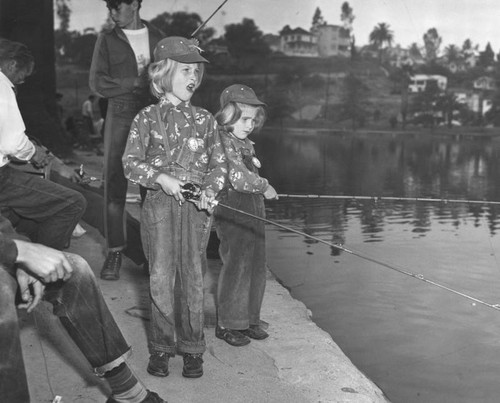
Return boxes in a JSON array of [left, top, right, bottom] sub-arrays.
[[63, 0, 500, 52]]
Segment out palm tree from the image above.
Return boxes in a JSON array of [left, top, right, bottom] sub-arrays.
[[369, 23, 394, 61]]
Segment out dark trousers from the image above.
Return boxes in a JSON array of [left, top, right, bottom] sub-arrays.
[[103, 98, 145, 251], [0, 253, 131, 403], [0, 165, 86, 250], [214, 190, 267, 330], [50, 172, 146, 265]]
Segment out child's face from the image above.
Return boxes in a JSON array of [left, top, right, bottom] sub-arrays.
[[232, 104, 258, 140], [108, 1, 138, 29], [167, 62, 201, 104]]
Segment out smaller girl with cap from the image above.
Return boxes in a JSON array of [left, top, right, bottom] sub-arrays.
[[213, 84, 278, 347], [123, 36, 226, 379]]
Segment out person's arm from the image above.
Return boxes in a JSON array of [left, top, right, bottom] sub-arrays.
[[220, 132, 270, 194], [0, 82, 35, 162], [89, 33, 145, 98], [200, 116, 227, 196], [122, 107, 161, 189]]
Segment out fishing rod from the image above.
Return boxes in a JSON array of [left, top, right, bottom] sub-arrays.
[[191, 0, 230, 38], [277, 193, 500, 206], [212, 199, 500, 311], [181, 183, 500, 311]]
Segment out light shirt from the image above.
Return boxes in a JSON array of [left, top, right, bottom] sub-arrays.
[[123, 27, 150, 76], [82, 99, 93, 118], [0, 70, 35, 167]]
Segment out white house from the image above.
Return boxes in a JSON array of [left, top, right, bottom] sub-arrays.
[[279, 27, 318, 57], [408, 74, 447, 93]]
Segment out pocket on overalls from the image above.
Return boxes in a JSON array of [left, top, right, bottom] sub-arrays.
[[143, 190, 170, 225]]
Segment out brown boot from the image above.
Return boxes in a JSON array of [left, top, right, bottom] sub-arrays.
[[100, 251, 122, 280]]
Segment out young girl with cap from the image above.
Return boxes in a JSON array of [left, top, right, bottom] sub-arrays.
[[122, 36, 226, 378], [213, 84, 278, 347]]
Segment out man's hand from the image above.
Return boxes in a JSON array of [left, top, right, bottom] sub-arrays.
[[13, 240, 73, 283], [16, 269, 45, 313], [30, 144, 52, 169], [52, 159, 81, 183]]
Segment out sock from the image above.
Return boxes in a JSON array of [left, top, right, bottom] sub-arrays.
[[104, 363, 148, 403]]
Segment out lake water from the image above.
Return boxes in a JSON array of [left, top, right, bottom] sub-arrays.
[[255, 128, 500, 403]]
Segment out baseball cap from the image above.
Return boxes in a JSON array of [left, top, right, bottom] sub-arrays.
[[220, 84, 266, 109], [154, 36, 209, 63]]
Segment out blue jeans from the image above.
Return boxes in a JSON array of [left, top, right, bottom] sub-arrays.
[[103, 98, 146, 251], [0, 253, 131, 403], [214, 190, 267, 329], [0, 165, 86, 250], [141, 190, 211, 355]]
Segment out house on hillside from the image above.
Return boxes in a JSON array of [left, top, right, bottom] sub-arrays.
[[314, 25, 350, 57], [279, 26, 318, 57], [474, 76, 496, 91], [408, 74, 447, 93]]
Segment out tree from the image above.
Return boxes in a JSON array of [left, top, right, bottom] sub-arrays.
[[340, 72, 369, 130], [369, 22, 393, 61], [340, 2, 355, 31], [479, 42, 495, 67], [423, 28, 441, 62], [311, 7, 325, 31], [224, 18, 270, 72], [149, 11, 215, 44], [444, 44, 460, 63]]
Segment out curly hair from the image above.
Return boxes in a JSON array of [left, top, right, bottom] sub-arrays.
[[0, 38, 34, 72]]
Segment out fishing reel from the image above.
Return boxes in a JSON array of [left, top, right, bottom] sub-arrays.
[[181, 182, 202, 201]]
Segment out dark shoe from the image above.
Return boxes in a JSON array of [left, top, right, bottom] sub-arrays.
[[147, 352, 169, 377], [182, 353, 203, 378], [239, 324, 269, 340], [100, 251, 122, 280], [107, 390, 167, 402], [215, 326, 250, 347]]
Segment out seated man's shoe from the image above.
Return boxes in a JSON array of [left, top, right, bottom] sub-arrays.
[[215, 325, 250, 347], [100, 251, 122, 280], [107, 390, 167, 403], [147, 352, 169, 377], [239, 324, 269, 340], [182, 353, 203, 378]]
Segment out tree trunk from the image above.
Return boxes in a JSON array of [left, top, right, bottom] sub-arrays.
[[0, 0, 70, 153]]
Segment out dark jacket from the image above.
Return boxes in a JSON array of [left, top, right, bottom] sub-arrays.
[[89, 20, 163, 102]]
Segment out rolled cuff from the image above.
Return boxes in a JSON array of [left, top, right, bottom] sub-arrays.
[[93, 347, 132, 377]]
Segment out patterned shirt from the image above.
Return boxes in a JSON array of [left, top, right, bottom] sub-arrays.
[[123, 98, 226, 193], [219, 128, 269, 194]]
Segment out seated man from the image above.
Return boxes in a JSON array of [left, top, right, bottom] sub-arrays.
[[0, 213, 165, 403], [8, 154, 147, 268], [0, 38, 85, 250]]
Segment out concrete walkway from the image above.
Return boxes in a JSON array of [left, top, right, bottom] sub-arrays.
[[20, 150, 389, 403]]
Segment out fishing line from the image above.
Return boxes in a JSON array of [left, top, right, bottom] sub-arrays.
[[191, 0, 230, 37], [210, 199, 500, 312], [277, 193, 500, 206]]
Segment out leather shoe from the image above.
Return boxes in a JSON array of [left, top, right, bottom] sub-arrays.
[[215, 325, 250, 347], [239, 324, 269, 340], [182, 353, 204, 378], [100, 251, 122, 280], [147, 352, 169, 377]]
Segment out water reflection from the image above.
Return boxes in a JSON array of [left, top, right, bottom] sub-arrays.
[[256, 129, 500, 403]]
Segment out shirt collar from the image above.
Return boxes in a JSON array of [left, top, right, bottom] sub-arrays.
[[0, 70, 15, 89]]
